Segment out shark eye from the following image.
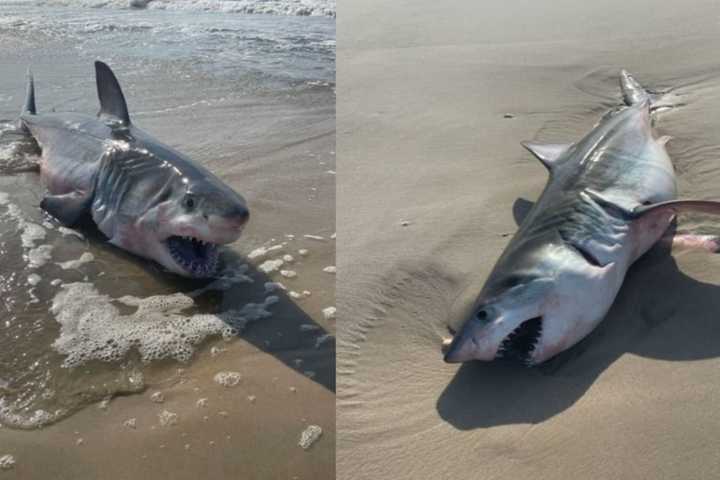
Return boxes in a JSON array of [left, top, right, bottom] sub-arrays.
[[476, 310, 488, 320], [182, 194, 196, 211]]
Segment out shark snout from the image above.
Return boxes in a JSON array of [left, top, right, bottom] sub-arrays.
[[443, 326, 497, 363]]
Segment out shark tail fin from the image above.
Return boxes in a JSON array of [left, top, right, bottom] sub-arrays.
[[22, 69, 36, 116], [620, 70, 648, 106], [620, 70, 674, 113]]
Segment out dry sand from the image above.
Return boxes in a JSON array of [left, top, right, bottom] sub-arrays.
[[338, 0, 720, 478]]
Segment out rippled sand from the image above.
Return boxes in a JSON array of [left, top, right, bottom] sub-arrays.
[[338, 0, 720, 478]]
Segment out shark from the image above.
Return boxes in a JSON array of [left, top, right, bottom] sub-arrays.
[[444, 71, 720, 366], [16, 61, 249, 278]]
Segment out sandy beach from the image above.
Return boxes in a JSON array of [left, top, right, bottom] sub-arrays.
[[338, 0, 720, 478], [0, 2, 335, 478]]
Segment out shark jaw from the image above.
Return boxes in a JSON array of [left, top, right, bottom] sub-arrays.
[[443, 315, 545, 366]]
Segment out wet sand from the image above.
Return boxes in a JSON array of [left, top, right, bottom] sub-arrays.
[[0, 10, 335, 479], [338, 1, 720, 478]]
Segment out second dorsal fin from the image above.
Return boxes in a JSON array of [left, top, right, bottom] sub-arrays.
[[521, 142, 571, 171], [95, 61, 130, 126]]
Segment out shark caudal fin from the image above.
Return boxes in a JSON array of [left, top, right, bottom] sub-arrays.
[[95, 61, 131, 126], [620, 70, 648, 106], [21, 69, 36, 116], [619, 70, 674, 112]]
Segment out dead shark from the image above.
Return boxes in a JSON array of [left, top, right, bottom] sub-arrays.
[[16, 61, 249, 278], [444, 71, 720, 365]]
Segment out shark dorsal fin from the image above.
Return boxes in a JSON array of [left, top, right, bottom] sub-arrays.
[[521, 142, 571, 170], [95, 61, 130, 127]]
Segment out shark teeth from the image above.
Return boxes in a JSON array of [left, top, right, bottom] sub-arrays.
[[166, 235, 220, 278], [495, 316, 543, 366]]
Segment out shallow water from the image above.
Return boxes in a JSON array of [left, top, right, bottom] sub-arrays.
[[0, 1, 334, 476]]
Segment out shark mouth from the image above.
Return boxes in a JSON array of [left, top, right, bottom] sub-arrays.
[[166, 235, 220, 277], [495, 317, 543, 365]]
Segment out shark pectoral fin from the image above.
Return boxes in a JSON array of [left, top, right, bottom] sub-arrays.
[[40, 192, 90, 226], [95, 61, 130, 126], [634, 200, 720, 218], [521, 142, 571, 171]]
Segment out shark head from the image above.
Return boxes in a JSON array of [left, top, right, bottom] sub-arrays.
[[93, 142, 250, 279], [88, 61, 249, 278], [444, 243, 617, 365], [142, 169, 249, 278]]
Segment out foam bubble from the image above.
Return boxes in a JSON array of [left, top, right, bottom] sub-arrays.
[[20, 222, 46, 248], [322, 266, 336, 274], [150, 392, 165, 403], [58, 227, 84, 240], [158, 410, 178, 427], [315, 334, 333, 349], [27, 273, 41, 286], [280, 270, 297, 278], [322, 306, 336, 320], [188, 265, 254, 296], [214, 371, 242, 387], [303, 234, 325, 241], [50, 283, 261, 367], [57, 252, 95, 270], [264, 281, 286, 293], [298, 249, 309, 256], [298, 425, 322, 449], [248, 244, 283, 260], [0, 454, 15, 471], [26, 244, 53, 268], [259, 259, 284, 274], [282, 254, 295, 263], [123, 418, 137, 429]]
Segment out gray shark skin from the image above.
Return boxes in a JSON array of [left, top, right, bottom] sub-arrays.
[[444, 71, 720, 366], [17, 61, 249, 278]]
